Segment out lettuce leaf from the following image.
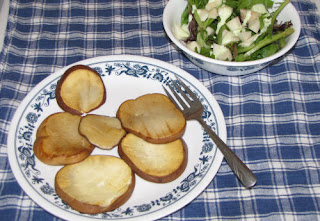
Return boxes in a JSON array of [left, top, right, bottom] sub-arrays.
[[188, 0, 209, 9], [225, 0, 274, 11]]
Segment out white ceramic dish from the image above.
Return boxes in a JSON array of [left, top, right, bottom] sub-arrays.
[[163, 0, 301, 76], [8, 55, 226, 221]]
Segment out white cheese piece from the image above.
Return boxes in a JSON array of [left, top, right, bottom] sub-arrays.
[[226, 16, 243, 36], [197, 9, 209, 22], [249, 11, 261, 22], [208, 7, 218, 19], [241, 9, 251, 27], [251, 4, 269, 14], [206, 26, 215, 35], [239, 33, 260, 47], [216, 5, 233, 34], [248, 19, 260, 33], [205, 0, 222, 11], [212, 43, 232, 61], [238, 31, 252, 42], [187, 41, 201, 52], [241, 9, 261, 27], [221, 31, 240, 45], [172, 24, 190, 41], [192, 5, 197, 14]]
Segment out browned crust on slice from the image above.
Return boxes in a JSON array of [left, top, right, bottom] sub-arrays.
[[33, 112, 95, 165], [55, 65, 106, 115], [116, 93, 186, 144], [55, 155, 135, 214], [118, 133, 188, 183]]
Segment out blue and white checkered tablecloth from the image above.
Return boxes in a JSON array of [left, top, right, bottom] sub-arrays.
[[0, 0, 319, 220]]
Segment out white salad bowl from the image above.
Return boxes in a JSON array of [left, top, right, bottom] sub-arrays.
[[163, 0, 301, 76]]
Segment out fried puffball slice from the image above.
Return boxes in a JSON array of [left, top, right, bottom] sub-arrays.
[[33, 112, 95, 166], [56, 65, 106, 115], [55, 155, 135, 214], [79, 114, 126, 150], [119, 133, 188, 183], [117, 93, 186, 144]]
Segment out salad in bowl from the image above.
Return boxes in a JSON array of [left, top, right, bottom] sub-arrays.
[[163, 0, 301, 75]]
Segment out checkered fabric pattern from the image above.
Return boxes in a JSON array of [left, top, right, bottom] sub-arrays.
[[0, 0, 319, 220]]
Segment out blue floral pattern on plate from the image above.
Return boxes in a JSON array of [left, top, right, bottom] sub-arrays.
[[10, 56, 225, 221]]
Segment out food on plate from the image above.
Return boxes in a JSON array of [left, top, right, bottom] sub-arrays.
[[173, 0, 294, 61], [55, 65, 106, 115], [118, 133, 188, 183], [117, 93, 186, 144], [55, 155, 135, 214], [79, 114, 126, 150], [33, 112, 94, 165], [35, 67, 189, 213]]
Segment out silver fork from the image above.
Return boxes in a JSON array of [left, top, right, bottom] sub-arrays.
[[163, 77, 257, 189]]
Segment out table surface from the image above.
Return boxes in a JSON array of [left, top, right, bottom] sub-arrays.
[[0, 0, 9, 52], [0, 0, 320, 220]]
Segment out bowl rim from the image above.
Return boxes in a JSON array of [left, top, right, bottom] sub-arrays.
[[163, 0, 301, 67]]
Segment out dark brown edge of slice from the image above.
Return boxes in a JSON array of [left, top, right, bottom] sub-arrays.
[[55, 64, 106, 115]]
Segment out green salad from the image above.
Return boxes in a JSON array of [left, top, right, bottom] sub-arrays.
[[173, 0, 294, 61]]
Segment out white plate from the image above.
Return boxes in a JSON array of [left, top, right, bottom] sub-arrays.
[[8, 55, 226, 221]]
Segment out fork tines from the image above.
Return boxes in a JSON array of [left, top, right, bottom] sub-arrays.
[[162, 76, 202, 111]]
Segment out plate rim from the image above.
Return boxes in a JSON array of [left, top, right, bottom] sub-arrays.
[[7, 55, 226, 221]]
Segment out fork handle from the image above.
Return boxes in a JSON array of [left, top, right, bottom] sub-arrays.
[[197, 117, 257, 189]]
